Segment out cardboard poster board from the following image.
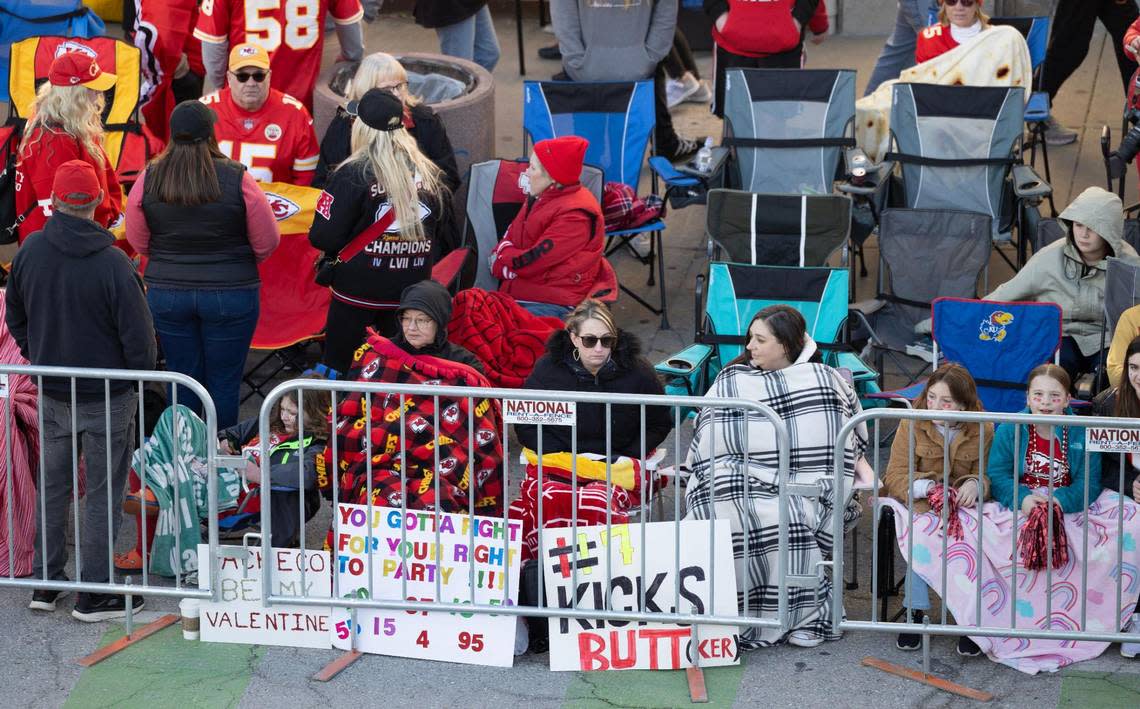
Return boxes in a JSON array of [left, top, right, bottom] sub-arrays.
[[331, 504, 523, 667], [197, 544, 333, 649], [542, 520, 740, 671]]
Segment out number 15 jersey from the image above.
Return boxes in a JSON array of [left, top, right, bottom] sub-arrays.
[[201, 87, 320, 185]]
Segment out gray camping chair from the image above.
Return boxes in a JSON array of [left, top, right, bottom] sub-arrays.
[[885, 83, 1050, 271], [464, 158, 604, 291], [704, 189, 851, 267], [1098, 257, 1140, 393], [854, 209, 992, 384]]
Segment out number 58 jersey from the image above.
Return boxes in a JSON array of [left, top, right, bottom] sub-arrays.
[[201, 87, 320, 185], [194, 0, 363, 110]]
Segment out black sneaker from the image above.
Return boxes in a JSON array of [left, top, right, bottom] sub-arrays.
[[72, 592, 145, 622], [896, 609, 924, 651], [29, 588, 69, 612], [957, 635, 982, 657], [538, 44, 561, 60]]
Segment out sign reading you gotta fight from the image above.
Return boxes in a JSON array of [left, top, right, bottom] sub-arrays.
[[332, 503, 523, 667]]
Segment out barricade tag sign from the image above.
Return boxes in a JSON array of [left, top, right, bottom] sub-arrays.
[[542, 520, 740, 671], [1085, 427, 1140, 453], [197, 544, 333, 649], [0, 373, 8, 399], [332, 504, 523, 667], [502, 399, 576, 426]]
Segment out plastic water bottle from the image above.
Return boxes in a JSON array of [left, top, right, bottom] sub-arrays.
[[695, 137, 714, 172]]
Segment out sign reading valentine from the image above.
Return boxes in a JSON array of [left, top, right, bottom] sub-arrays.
[[542, 520, 740, 671], [331, 503, 523, 667], [197, 543, 333, 649]]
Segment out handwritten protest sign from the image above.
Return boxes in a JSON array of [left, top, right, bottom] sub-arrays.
[[331, 504, 523, 666], [197, 544, 332, 649], [1086, 427, 1140, 453], [542, 520, 739, 671]]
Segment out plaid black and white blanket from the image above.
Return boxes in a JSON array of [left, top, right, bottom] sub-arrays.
[[684, 361, 867, 649]]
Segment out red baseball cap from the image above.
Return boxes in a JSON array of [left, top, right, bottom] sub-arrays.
[[48, 51, 117, 91], [52, 160, 103, 209]]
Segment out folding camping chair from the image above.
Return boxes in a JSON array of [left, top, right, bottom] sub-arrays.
[[990, 15, 1057, 217], [654, 262, 876, 399], [1097, 257, 1140, 392], [855, 209, 993, 387], [874, 296, 1063, 619], [6, 35, 156, 187], [464, 158, 605, 291], [522, 79, 683, 328], [884, 83, 1051, 271], [703, 189, 851, 267]]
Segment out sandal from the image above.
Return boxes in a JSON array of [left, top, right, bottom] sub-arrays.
[[114, 549, 144, 573]]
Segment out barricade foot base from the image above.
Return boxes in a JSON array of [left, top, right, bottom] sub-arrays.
[[686, 666, 708, 703], [313, 651, 362, 681], [862, 656, 993, 702], [75, 613, 180, 667]]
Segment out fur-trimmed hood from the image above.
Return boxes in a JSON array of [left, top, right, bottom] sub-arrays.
[[545, 328, 646, 380]]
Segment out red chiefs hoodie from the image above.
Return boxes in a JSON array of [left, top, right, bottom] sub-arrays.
[[705, 0, 822, 58]]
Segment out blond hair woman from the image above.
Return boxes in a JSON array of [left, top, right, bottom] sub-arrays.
[[14, 51, 122, 241], [313, 52, 459, 190], [308, 88, 453, 376]]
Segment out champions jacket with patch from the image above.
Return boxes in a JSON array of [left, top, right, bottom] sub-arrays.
[[705, 0, 822, 58]]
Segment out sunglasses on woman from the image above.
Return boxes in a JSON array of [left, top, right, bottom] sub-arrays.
[[579, 335, 616, 349], [231, 70, 267, 83], [942, 0, 975, 6]]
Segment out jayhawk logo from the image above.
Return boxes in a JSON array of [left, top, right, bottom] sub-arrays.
[[979, 311, 1014, 342]]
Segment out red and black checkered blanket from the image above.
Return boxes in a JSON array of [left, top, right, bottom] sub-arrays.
[[446, 288, 563, 388]]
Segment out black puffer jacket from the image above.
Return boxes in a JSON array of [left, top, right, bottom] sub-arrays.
[[391, 279, 483, 372], [516, 329, 672, 458], [1093, 388, 1140, 495]]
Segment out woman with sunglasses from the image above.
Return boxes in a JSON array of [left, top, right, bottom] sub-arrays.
[[916, 0, 991, 63], [313, 52, 460, 191], [683, 304, 867, 650], [516, 298, 672, 459]]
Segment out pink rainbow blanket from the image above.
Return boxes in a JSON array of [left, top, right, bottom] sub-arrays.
[[883, 491, 1140, 674]]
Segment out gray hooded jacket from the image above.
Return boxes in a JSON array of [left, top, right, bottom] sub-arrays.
[[987, 186, 1140, 355], [552, 0, 678, 82]]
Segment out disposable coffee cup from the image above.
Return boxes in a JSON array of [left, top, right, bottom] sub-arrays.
[[179, 598, 201, 641]]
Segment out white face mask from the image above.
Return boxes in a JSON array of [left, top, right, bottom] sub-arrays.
[[518, 171, 531, 196]]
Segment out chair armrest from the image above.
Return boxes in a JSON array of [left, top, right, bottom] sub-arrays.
[[648, 156, 701, 187], [431, 247, 470, 291], [1012, 163, 1052, 200], [655, 344, 714, 377]]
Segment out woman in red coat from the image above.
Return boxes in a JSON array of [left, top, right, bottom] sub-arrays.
[[915, 0, 991, 64], [490, 136, 616, 319], [14, 51, 123, 242]]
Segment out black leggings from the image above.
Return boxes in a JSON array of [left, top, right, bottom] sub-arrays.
[[321, 298, 398, 376], [663, 29, 701, 80], [1042, 0, 1139, 100]]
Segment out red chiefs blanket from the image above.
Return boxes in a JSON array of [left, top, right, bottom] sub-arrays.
[[447, 288, 563, 388], [321, 332, 504, 525]]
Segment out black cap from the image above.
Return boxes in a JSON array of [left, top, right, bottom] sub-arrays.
[[170, 100, 217, 144], [346, 88, 404, 132]]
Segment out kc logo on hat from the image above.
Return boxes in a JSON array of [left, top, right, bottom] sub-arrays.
[[48, 51, 117, 92]]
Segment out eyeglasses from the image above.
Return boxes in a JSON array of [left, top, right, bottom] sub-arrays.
[[578, 335, 616, 349], [377, 82, 406, 92], [400, 315, 434, 330], [231, 70, 267, 83], [942, 0, 975, 6]]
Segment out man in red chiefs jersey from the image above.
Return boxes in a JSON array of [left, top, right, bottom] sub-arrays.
[[193, 0, 364, 111], [200, 43, 320, 185]]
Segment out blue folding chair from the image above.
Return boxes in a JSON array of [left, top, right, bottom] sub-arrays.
[[931, 297, 1062, 413], [522, 79, 688, 328]]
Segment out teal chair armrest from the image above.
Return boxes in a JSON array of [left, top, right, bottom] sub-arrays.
[[656, 344, 713, 378]]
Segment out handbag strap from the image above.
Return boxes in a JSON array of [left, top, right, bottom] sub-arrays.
[[337, 207, 399, 263]]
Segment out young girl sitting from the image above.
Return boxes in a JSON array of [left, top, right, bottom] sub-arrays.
[[881, 363, 992, 656], [116, 386, 330, 577]]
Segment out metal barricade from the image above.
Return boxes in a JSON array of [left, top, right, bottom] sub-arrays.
[[255, 378, 802, 650], [0, 364, 220, 602], [830, 408, 1140, 652]]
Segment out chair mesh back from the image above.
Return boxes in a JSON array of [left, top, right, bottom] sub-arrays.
[[722, 68, 855, 194], [706, 262, 848, 364], [932, 298, 1062, 413], [465, 159, 605, 290], [890, 84, 1024, 239], [1105, 257, 1140, 337], [522, 80, 654, 191], [706, 189, 851, 266], [875, 209, 991, 349]]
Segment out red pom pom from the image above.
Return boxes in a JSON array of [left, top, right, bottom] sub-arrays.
[[928, 482, 964, 541], [1018, 501, 1069, 571]]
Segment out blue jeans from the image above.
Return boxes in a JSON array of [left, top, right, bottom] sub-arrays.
[[435, 5, 500, 72], [519, 301, 572, 319], [903, 567, 932, 611], [147, 286, 259, 429], [864, 0, 939, 96]]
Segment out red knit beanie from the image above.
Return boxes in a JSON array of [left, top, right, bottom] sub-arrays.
[[534, 136, 588, 186]]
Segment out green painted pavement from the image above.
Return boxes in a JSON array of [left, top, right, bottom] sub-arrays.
[[563, 660, 746, 709], [63, 625, 264, 709], [1058, 670, 1140, 708]]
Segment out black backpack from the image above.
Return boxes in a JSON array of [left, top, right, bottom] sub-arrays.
[[0, 116, 31, 245]]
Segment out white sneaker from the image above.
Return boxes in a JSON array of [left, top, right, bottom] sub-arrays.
[[514, 617, 530, 656], [627, 233, 653, 260], [666, 73, 701, 108], [787, 629, 825, 648], [684, 80, 712, 104]]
